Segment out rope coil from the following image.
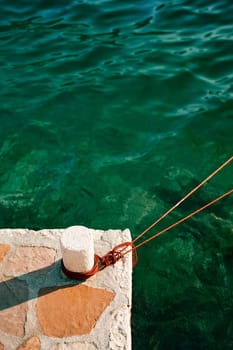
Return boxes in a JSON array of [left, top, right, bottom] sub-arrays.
[[61, 242, 137, 280]]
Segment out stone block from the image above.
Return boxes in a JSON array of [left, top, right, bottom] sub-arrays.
[[50, 342, 96, 350], [36, 284, 114, 337], [0, 278, 28, 337], [0, 228, 132, 349], [0, 245, 10, 262], [4, 246, 56, 275], [17, 336, 41, 350], [0, 303, 28, 337], [60, 226, 94, 273]]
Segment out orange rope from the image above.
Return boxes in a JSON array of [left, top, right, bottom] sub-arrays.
[[62, 156, 232, 280], [61, 242, 138, 280], [133, 155, 233, 244], [132, 188, 233, 250]]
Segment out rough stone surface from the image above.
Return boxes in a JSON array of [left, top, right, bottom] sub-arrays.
[[109, 306, 131, 350], [0, 278, 28, 310], [60, 226, 94, 272], [0, 228, 132, 350], [17, 336, 41, 350], [0, 303, 28, 337], [0, 245, 10, 262], [4, 246, 56, 275], [0, 278, 28, 337], [50, 342, 96, 350], [36, 284, 115, 337]]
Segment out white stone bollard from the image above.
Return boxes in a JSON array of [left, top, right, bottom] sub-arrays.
[[60, 226, 94, 273]]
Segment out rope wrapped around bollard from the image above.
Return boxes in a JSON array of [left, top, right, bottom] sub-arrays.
[[61, 241, 138, 280]]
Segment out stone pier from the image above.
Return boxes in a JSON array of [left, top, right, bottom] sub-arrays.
[[0, 228, 132, 350]]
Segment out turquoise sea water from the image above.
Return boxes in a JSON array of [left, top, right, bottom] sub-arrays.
[[0, 0, 233, 348]]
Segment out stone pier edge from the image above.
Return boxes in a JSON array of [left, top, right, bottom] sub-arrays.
[[0, 228, 132, 350]]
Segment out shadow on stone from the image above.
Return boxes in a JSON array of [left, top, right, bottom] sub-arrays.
[[0, 260, 83, 310]]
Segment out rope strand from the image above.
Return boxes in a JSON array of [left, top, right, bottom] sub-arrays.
[[62, 155, 232, 279], [61, 241, 137, 280], [133, 156, 233, 244], [133, 188, 233, 250]]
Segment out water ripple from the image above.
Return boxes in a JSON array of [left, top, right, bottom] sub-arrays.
[[0, 2, 232, 347]]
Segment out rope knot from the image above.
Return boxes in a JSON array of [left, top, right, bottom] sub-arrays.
[[100, 242, 137, 269], [101, 248, 123, 267], [61, 241, 137, 280]]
